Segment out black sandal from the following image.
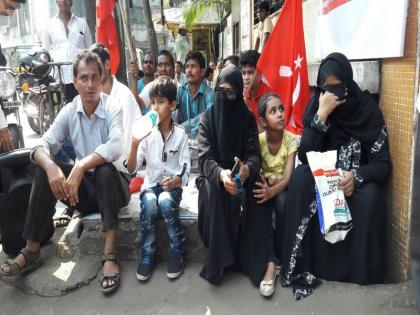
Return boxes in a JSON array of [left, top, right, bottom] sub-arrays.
[[100, 253, 120, 295], [53, 207, 74, 228], [0, 248, 43, 277]]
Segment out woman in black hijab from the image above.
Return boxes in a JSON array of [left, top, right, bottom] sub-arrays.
[[197, 66, 276, 295], [281, 52, 391, 300]]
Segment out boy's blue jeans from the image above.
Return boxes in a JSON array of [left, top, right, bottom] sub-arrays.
[[139, 184, 185, 264]]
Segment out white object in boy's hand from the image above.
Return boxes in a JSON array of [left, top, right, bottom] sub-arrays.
[[131, 110, 159, 140]]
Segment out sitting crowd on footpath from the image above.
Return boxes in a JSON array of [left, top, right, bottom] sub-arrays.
[[0, 0, 392, 304]]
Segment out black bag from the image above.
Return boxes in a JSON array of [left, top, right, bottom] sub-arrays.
[[0, 149, 53, 256]]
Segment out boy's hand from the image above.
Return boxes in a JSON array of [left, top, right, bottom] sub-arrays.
[[220, 169, 238, 196], [253, 177, 274, 203], [162, 176, 181, 191]]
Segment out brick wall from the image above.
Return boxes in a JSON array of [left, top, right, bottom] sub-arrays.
[[380, 0, 418, 282]]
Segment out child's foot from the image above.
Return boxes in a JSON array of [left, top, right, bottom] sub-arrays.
[[136, 258, 153, 282], [166, 252, 184, 279]]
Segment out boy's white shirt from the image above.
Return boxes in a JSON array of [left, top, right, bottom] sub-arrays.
[[130, 122, 190, 191]]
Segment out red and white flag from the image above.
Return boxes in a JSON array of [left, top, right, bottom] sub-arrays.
[[96, 0, 120, 75], [257, 0, 310, 135]]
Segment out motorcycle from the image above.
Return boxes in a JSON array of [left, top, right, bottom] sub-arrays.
[[0, 66, 25, 149], [20, 48, 71, 135]]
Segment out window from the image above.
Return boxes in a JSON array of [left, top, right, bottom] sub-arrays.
[[253, 0, 285, 25]]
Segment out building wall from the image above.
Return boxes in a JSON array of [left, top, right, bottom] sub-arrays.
[[380, 0, 418, 282]]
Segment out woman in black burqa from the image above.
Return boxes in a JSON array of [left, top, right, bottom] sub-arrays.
[[197, 66, 276, 293], [281, 52, 391, 300]]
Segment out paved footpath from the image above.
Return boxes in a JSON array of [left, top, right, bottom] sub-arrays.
[[0, 254, 416, 315]]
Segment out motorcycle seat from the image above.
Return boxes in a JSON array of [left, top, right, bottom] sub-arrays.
[[0, 148, 31, 171]]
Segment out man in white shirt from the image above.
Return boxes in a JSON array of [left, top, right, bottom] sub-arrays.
[[89, 43, 141, 172], [254, 0, 273, 53], [42, 0, 92, 102]]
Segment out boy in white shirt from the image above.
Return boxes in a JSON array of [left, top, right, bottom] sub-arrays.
[[127, 76, 190, 281]]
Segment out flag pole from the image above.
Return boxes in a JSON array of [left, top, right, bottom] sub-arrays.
[[118, 0, 136, 63]]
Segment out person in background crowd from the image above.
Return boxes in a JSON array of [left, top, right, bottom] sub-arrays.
[[0, 0, 21, 16], [130, 52, 156, 98], [204, 66, 213, 87], [175, 61, 187, 86], [255, 0, 273, 53], [127, 76, 190, 282], [209, 61, 216, 72], [281, 52, 391, 300], [197, 66, 275, 296], [0, 51, 130, 295], [177, 51, 214, 139], [136, 50, 176, 114], [42, 0, 92, 102], [174, 24, 191, 64], [0, 44, 14, 153], [225, 55, 240, 68], [212, 58, 224, 89], [240, 50, 273, 126]]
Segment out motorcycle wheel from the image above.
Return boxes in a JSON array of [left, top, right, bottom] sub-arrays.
[[8, 124, 24, 149], [27, 116, 41, 134]]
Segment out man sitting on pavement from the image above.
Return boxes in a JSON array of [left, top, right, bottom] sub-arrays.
[[176, 50, 214, 139], [240, 50, 273, 130], [0, 51, 130, 295]]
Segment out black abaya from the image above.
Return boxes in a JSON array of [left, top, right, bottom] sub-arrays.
[[197, 67, 274, 286], [281, 52, 391, 299]]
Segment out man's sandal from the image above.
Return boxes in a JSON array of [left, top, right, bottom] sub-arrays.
[[53, 207, 74, 228], [0, 248, 42, 277], [100, 253, 120, 295]]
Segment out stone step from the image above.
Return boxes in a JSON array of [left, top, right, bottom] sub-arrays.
[[57, 174, 205, 262]]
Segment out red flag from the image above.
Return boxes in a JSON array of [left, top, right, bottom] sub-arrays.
[[257, 0, 310, 135], [96, 0, 120, 75]]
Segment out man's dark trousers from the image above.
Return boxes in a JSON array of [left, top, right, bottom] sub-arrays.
[[22, 162, 130, 243]]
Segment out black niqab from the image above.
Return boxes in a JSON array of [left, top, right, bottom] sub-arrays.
[[206, 66, 253, 165], [303, 52, 384, 145]]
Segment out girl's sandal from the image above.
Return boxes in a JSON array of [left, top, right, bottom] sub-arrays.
[[0, 248, 42, 277], [260, 277, 276, 297]]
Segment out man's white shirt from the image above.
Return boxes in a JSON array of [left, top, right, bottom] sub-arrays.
[[42, 14, 92, 84], [106, 77, 142, 172]]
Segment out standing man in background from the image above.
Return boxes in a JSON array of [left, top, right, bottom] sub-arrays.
[[254, 1, 273, 53], [42, 0, 92, 102], [174, 24, 191, 64]]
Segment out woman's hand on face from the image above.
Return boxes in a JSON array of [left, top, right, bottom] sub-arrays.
[[338, 170, 355, 197], [253, 177, 274, 203], [317, 91, 346, 122], [220, 169, 238, 196]]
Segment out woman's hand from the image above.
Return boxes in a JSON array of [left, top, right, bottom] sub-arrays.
[[234, 157, 250, 184], [317, 91, 346, 122], [253, 177, 274, 203], [220, 169, 238, 196], [338, 171, 355, 197]]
